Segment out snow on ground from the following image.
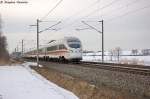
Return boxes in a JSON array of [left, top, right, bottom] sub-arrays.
[[0, 63, 79, 99], [22, 62, 43, 67], [82, 54, 150, 66]]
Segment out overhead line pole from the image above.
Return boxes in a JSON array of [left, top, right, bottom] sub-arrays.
[[37, 19, 40, 67], [30, 19, 40, 67], [79, 20, 104, 63], [22, 39, 24, 56], [101, 20, 104, 63], [17, 45, 19, 52], [30, 19, 61, 67]]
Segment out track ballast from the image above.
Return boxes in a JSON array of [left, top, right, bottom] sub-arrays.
[[25, 58, 150, 76]]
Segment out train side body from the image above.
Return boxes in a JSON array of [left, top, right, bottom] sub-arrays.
[[24, 37, 82, 62]]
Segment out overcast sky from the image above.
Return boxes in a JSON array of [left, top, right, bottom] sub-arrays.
[[0, 0, 150, 53]]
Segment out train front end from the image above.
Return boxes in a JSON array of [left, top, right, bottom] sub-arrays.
[[65, 37, 82, 62]]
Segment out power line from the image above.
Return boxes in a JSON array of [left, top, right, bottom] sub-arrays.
[[40, 0, 101, 27], [59, 0, 120, 30], [84, 0, 121, 18], [40, 0, 63, 21], [101, 0, 142, 20], [61, 0, 101, 22], [44, 0, 110, 31], [55, 0, 102, 31], [106, 4, 150, 22], [39, 21, 61, 33]]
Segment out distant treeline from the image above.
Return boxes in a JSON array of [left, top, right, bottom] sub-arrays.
[[0, 15, 9, 61]]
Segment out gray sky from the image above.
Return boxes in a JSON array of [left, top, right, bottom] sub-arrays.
[[0, 0, 150, 53]]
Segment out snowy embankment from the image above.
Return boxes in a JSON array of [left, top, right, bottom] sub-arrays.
[[0, 62, 78, 99]]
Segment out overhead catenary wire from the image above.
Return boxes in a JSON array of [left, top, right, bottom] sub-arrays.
[[60, 0, 101, 22], [40, 0, 63, 21], [83, 0, 121, 18], [59, 0, 121, 31], [38, 0, 102, 34], [39, 0, 120, 32], [101, 0, 142, 20], [34, 0, 63, 37], [60, 0, 150, 31], [30, 0, 149, 33], [106, 4, 150, 22], [33, 1, 149, 31], [48, 0, 102, 32], [39, 21, 61, 33]]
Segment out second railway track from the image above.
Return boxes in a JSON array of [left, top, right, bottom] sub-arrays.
[[81, 61, 150, 76]]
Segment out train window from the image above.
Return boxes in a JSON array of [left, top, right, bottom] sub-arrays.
[[47, 47, 51, 51], [59, 44, 67, 50], [69, 44, 81, 48], [47, 46, 57, 51], [39, 49, 42, 52], [53, 46, 57, 50], [67, 39, 80, 43], [47, 47, 52, 51]]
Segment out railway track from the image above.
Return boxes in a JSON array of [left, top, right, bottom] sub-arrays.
[[81, 61, 150, 76], [24, 59, 150, 76]]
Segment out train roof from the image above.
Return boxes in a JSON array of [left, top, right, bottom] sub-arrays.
[[48, 37, 80, 43]]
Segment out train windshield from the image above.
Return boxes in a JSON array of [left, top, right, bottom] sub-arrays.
[[67, 39, 80, 43], [68, 44, 81, 48]]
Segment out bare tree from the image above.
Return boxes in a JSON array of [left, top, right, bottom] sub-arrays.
[[109, 49, 113, 61], [0, 14, 9, 61], [112, 47, 122, 62], [132, 49, 138, 55]]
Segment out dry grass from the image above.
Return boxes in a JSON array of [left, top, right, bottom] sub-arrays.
[[32, 66, 138, 99], [0, 58, 24, 65], [0, 59, 10, 65]]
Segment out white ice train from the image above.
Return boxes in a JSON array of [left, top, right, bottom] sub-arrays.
[[24, 37, 82, 62]]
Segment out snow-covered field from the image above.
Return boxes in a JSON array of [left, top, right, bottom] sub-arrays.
[[0, 63, 78, 99], [82, 54, 150, 66]]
